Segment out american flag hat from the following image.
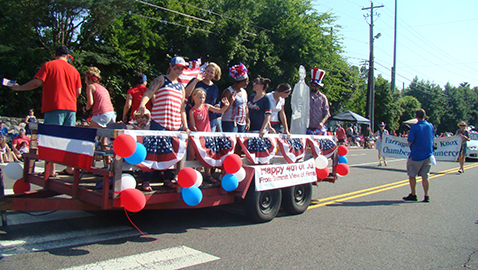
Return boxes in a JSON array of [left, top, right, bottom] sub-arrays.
[[189, 58, 202, 69], [310, 68, 326, 86], [229, 63, 249, 81]]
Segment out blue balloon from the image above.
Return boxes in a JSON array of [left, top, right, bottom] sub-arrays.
[[182, 186, 203, 206], [338, 155, 348, 164], [222, 174, 239, 192], [125, 143, 147, 165]]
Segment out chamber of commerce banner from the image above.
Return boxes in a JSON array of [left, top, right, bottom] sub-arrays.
[[381, 135, 462, 161]]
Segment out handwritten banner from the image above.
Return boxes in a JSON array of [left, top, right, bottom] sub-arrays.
[[381, 135, 411, 159], [433, 136, 462, 161], [381, 135, 462, 161], [253, 158, 316, 191]]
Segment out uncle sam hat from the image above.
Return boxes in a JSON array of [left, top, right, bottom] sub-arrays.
[[310, 68, 326, 86]]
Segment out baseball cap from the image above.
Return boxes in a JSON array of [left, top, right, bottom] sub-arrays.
[[19, 128, 26, 133], [170, 56, 188, 67]]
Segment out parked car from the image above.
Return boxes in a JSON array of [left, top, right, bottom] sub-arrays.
[[466, 133, 478, 160]]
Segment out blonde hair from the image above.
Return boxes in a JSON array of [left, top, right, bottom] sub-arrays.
[[207, 62, 222, 81], [134, 109, 151, 119], [86, 66, 102, 81], [192, 88, 206, 99]]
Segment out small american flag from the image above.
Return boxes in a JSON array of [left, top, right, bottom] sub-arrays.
[[178, 58, 201, 88]]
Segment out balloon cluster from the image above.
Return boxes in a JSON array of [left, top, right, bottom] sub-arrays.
[[336, 145, 350, 176], [314, 155, 329, 180], [222, 154, 245, 192], [4, 162, 30, 194], [120, 173, 146, 212], [178, 167, 203, 207], [113, 134, 147, 165]]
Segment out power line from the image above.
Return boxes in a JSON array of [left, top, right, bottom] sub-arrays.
[[168, 0, 271, 31], [404, 18, 478, 28], [134, 0, 214, 24], [382, 6, 478, 74], [130, 12, 214, 34]]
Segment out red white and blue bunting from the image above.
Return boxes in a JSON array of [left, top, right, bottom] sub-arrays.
[[124, 131, 337, 169]]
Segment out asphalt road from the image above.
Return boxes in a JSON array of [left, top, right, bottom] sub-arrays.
[[1, 148, 477, 269]]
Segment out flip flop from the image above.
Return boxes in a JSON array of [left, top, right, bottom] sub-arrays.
[[38, 171, 57, 177], [164, 180, 177, 189]]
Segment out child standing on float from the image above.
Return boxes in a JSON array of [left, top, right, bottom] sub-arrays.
[[189, 88, 230, 183], [185, 62, 222, 132]]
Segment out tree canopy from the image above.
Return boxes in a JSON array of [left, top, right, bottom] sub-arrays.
[[0, 0, 476, 134]]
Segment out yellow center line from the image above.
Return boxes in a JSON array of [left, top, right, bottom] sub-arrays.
[[308, 163, 478, 209]]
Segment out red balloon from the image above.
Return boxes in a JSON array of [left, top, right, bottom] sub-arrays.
[[178, 167, 198, 188], [336, 163, 350, 176], [121, 188, 146, 212], [13, 178, 30, 194], [338, 145, 348, 156], [316, 167, 329, 179], [223, 154, 242, 174], [113, 134, 137, 158]]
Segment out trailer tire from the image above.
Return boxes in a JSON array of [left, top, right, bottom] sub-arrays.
[[281, 183, 312, 215], [244, 186, 282, 223]]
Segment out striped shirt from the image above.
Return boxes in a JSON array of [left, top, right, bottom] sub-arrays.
[[222, 87, 248, 125], [151, 76, 184, 131]]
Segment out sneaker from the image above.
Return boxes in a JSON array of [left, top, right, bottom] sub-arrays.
[[403, 194, 417, 201], [422, 196, 429, 203]]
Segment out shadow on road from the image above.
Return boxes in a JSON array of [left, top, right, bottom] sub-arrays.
[[352, 165, 407, 173]]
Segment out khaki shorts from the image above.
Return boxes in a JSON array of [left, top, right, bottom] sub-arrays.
[[407, 157, 432, 178]]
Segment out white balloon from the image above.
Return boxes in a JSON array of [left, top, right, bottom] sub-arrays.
[[120, 173, 137, 191], [4, 162, 23, 180], [233, 167, 246, 182], [193, 170, 203, 187], [314, 155, 328, 169]]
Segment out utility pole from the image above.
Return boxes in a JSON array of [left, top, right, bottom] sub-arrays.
[[391, 0, 397, 92], [362, 1, 383, 132]]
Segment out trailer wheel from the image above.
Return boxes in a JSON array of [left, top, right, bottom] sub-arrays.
[[244, 186, 282, 223], [281, 183, 312, 215]]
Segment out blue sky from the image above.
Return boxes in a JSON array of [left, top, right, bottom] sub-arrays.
[[312, 0, 478, 89]]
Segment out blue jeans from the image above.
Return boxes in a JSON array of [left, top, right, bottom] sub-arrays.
[[150, 120, 168, 131], [221, 121, 237, 132], [237, 124, 246, 133], [44, 110, 76, 126]]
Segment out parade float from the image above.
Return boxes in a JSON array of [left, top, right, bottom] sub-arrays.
[[0, 122, 349, 224], [0, 65, 350, 224]]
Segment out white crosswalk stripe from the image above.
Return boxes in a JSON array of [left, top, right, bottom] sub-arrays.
[[62, 246, 220, 270], [0, 225, 141, 257]]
